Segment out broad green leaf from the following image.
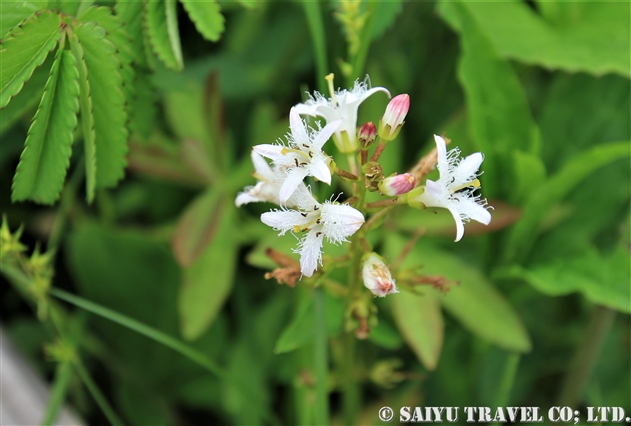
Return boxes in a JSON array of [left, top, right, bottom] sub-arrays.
[[179, 202, 237, 340], [497, 245, 630, 313], [371, 0, 403, 41], [459, 1, 630, 77], [391, 289, 444, 370], [504, 142, 631, 263], [438, 1, 538, 198], [386, 234, 531, 353], [171, 188, 222, 267], [180, 0, 225, 42], [511, 150, 546, 205], [0, 57, 49, 134], [74, 22, 128, 189], [0, 0, 44, 39], [0, 11, 61, 109], [115, 0, 147, 67], [145, 0, 183, 71], [12, 49, 79, 204], [68, 33, 96, 203], [274, 296, 314, 354]]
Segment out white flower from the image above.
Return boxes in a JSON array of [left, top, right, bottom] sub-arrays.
[[253, 107, 341, 204], [235, 151, 284, 207], [294, 75, 390, 153], [410, 135, 492, 242], [362, 253, 399, 297], [261, 187, 365, 277]]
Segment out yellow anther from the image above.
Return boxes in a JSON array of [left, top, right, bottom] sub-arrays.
[[452, 178, 480, 192]]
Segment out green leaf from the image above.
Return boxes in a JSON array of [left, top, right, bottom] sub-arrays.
[[68, 33, 96, 203], [178, 201, 237, 340], [371, 0, 403, 41], [128, 68, 157, 140], [437, 1, 538, 197], [171, 188, 222, 267], [115, 0, 148, 67], [145, 0, 183, 71], [12, 49, 79, 204], [0, 11, 61, 109], [504, 142, 631, 263], [0, 0, 44, 39], [391, 290, 444, 370], [180, 0, 225, 42], [274, 296, 314, 354], [455, 1, 630, 77], [498, 245, 630, 314], [74, 21, 128, 189], [511, 150, 546, 205], [0, 56, 49, 134]]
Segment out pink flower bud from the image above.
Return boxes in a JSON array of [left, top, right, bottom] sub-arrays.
[[357, 122, 377, 150], [362, 253, 399, 297], [378, 94, 409, 141], [378, 173, 416, 196]]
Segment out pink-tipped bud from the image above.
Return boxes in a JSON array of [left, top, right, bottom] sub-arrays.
[[357, 122, 377, 150], [378, 173, 416, 196], [378, 94, 410, 142], [362, 253, 399, 297]]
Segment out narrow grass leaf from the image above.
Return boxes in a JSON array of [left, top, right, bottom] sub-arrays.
[[0, 11, 61, 109], [12, 49, 79, 204]]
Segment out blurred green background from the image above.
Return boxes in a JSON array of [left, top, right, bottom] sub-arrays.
[[1, 0, 629, 425]]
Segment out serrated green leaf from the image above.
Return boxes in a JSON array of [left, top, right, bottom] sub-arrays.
[[0, 11, 61, 109], [180, 0, 225, 42], [179, 201, 237, 341], [69, 32, 96, 203], [12, 49, 79, 204], [0, 0, 44, 39], [0, 56, 49, 134], [128, 68, 157, 140], [391, 290, 443, 370], [115, 0, 148, 67], [74, 21, 128, 189], [145, 0, 183, 71], [504, 142, 631, 263]]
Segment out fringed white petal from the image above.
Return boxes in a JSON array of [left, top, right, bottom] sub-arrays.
[[298, 227, 324, 277], [279, 167, 309, 204], [320, 203, 364, 244], [261, 210, 312, 234]]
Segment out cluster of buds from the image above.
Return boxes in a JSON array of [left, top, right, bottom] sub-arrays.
[[236, 74, 491, 303]]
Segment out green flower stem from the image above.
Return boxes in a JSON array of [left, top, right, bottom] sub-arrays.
[[42, 361, 73, 426], [73, 358, 125, 426], [558, 305, 616, 407], [493, 353, 520, 418], [313, 286, 330, 425], [302, 0, 329, 94]]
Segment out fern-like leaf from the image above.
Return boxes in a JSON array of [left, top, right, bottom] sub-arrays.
[[115, 0, 148, 67], [0, 11, 62, 109], [180, 0, 225, 42], [0, 0, 44, 39], [69, 32, 97, 203], [74, 22, 128, 189], [12, 49, 79, 204], [145, 0, 183, 71]]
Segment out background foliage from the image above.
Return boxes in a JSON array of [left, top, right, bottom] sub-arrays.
[[1, 0, 629, 424]]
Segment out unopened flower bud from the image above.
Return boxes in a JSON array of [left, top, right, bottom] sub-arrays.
[[362, 253, 399, 297], [378, 94, 409, 142], [358, 122, 377, 150], [378, 173, 416, 196]]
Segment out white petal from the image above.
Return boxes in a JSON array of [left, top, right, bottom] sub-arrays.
[[309, 156, 332, 185], [453, 152, 483, 183], [289, 107, 309, 144], [415, 180, 447, 209], [298, 227, 324, 277], [289, 183, 318, 210], [279, 167, 309, 204], [261, 210, 311, 234], [235, 191, 261, 207], [320, 203, 364, 243], [253, 144, 284, 160], [433, 135, 449, 173], [251, 150, 275, 181], [294, 103, 318, 117], [312, 119, 342, 149], [447, 207, 466, 242], [459, 197, 492, 225], [313, 105, 341, 124], [358, 86, 390, 104]]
